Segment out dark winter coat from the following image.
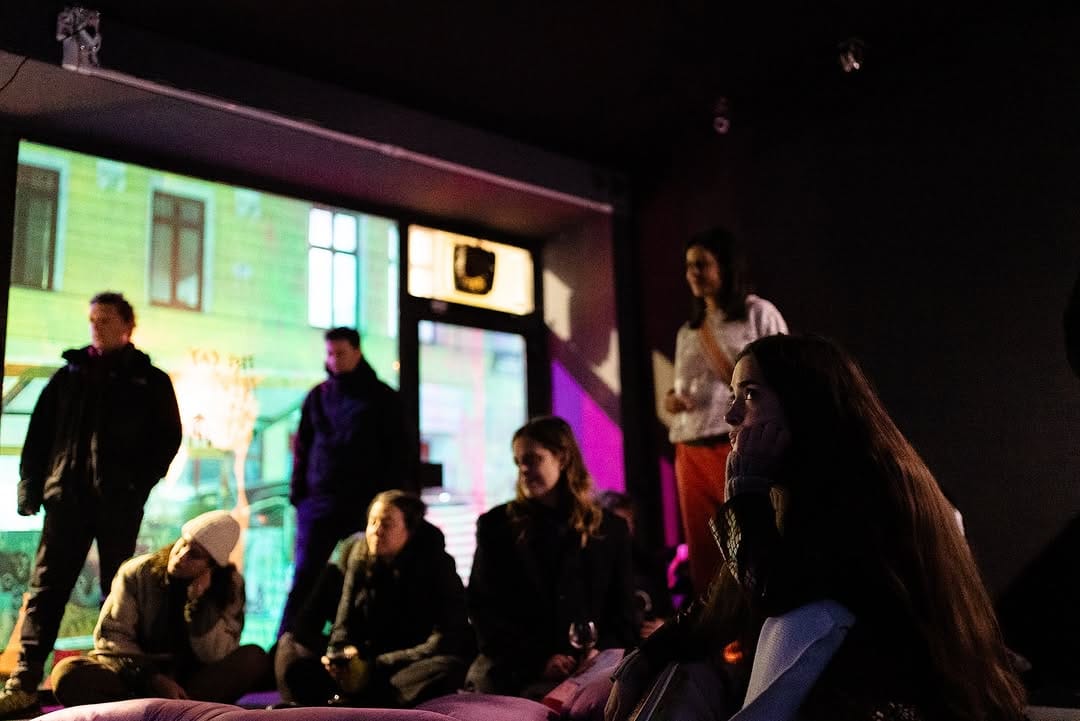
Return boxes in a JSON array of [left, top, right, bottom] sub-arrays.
[[329, 520, 474, 670], [18, 344, 182, 513], [290, 358, 413, 514], [467, 499, 636, 688]]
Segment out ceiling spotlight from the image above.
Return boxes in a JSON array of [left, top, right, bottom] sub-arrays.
[[712, 97, 731, 135], [837, 37, 865, 73]]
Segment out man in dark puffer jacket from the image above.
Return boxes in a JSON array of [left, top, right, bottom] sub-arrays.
[[0, 291, 181, 719], [278, 327, 416, 638]]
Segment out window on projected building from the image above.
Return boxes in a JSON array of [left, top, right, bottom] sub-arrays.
[[150, 191, 205, 310], [307, 207, 360, 329], [11, 163, 59, 290]]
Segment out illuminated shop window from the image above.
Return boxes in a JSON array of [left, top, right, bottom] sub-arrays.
[[407, 225, 534, 315], [11, 164, 59, 290]]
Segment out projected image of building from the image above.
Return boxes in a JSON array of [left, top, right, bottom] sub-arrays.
[[2, 141, 401, 650]]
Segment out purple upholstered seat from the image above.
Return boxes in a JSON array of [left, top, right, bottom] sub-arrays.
[[37, 697, 460, 721], [37, 694, 560, 721], [417, 693, 557, 721], [537, 649, 623, 721]]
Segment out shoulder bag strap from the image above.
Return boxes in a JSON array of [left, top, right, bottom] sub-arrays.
[[698, 314, 735, 385]]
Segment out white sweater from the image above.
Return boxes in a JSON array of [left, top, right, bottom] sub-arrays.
[[668, 294, 787, 444]]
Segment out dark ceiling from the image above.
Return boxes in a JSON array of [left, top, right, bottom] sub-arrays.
[[71, 0, 1027, 173]]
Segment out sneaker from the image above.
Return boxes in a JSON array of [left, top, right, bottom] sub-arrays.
[[0, 686, 39, 720]]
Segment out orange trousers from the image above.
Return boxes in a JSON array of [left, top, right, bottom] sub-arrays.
[[674, 440, 731, 595]]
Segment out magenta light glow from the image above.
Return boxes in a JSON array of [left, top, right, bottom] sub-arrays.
[[551, 361, 624, 493]]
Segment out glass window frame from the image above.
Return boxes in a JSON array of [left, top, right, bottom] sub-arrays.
[[398, 219, 550, 452], [0, 138, 553, 648]]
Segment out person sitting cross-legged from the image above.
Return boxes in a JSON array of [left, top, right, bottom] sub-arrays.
[[50, 511, 270, 708], [279, 491, 474, 708]]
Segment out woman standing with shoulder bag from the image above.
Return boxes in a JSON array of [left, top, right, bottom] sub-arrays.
[[665, 227, 787, 596]]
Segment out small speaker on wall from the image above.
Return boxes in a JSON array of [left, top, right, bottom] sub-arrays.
[[454, 244, 496, 295]]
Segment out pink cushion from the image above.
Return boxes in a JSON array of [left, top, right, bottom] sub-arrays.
[[39, 697, 457, 721], [540, 649, 623, 721], [417, 693, 556, 721]]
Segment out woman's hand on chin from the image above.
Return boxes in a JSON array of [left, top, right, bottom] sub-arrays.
[[729, 421, 791, 478]]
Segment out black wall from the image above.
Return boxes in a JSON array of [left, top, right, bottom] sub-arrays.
[[634, 7, 1080, 596]]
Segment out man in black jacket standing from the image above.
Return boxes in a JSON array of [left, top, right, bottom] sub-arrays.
[[0, 291, 182, 718], [278, 327, 414, 638]]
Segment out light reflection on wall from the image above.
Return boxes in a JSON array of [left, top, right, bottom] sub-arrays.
[[551, 360, 624, 493]]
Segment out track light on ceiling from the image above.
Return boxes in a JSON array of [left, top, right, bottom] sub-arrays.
[[838, 37, 865, 73], [712, 97, 731, 135], [57, 6, 101, 70]]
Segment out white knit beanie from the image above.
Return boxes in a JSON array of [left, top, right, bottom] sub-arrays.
[[181, 510, 240, 567]]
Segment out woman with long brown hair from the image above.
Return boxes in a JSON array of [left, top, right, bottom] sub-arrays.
[[609, 335, 1025, 721], [466, 416, 636, 698]]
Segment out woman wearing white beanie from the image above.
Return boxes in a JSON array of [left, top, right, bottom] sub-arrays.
[[50, 510, 270, 707]]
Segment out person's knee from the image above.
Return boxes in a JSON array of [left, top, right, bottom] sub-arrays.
[[275, 632, 315, 683], [395, 651, 466, 686], [464, 655, 502, 694], [390, 655, 467, 704], [50, 657, 119, 707], [282, 656, 335, 706], [235, 644, 272, 683], [236, 643, 270, 664], [49, 656, 81, 703]]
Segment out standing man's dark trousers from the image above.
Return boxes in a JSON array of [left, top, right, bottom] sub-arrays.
[[277, 499, 363, 637], [10, 496, 144, 693]]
